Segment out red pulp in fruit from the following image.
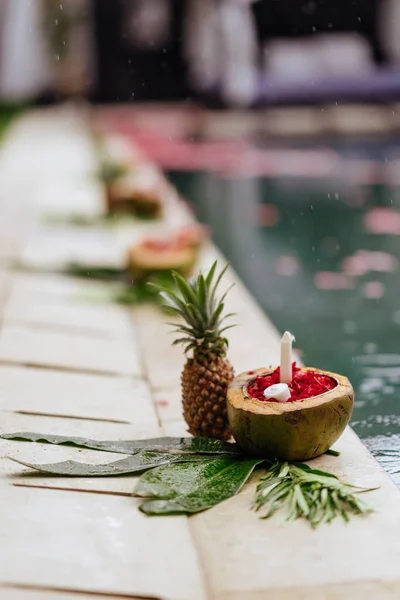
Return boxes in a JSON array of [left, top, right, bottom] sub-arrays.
[[247, 363, 337, 403]]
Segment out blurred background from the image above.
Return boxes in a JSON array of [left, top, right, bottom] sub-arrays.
[[1, 0, 400, 484], [1, 0, 400, 106]]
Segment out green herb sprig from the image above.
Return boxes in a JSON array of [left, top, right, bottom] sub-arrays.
[[254, 461, 377, 528]]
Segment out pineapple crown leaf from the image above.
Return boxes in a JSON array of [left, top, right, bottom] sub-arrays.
[[156, 261, 236, 355], [219, 283, 235, 306], [220, 312, 237, 324], [167, 324, 200, 336], [155, 287, 200, 329], [205, 260, 218, 286], [210, 262, 231, 303], [172, 270, 209, 325], [197, 274, 207, 310], [172, 337, 195, 347], [219, 324, 237, 335], [172, 271, 198, 306], [208, 302, 225, 330]]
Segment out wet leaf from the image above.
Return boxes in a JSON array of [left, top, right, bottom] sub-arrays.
[[325, 449, 341, 457], [177, 437, 243, 455], [10, 451, 206, 477], [1, 432, 142, 455], [136, 457, 263, 515], [65, 263, 126, 281], [0, 432, 243, 457], [43, 213, 138, 228]]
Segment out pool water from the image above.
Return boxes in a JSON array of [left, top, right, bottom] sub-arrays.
[[169, 162, 400, 486]]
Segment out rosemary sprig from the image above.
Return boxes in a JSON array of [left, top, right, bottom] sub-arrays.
[[253, 461, 377, 528]]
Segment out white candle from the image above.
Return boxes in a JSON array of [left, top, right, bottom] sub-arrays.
[[280, 331, 295, 384], [264, 383, 291, 403]]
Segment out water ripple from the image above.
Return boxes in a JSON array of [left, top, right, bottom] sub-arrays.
[[363, 434, 400, 487]]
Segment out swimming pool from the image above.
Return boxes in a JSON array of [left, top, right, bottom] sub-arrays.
[[170, 155, 400, 487]]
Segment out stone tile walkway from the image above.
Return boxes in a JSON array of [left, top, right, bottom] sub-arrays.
[[0, 108, 399, 600]]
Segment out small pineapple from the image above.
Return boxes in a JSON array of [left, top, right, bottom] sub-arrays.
[[158, 261, 235, 440]]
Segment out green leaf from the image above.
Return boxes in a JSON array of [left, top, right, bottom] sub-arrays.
[[136, 457, 264, 515], [325, 449, 341, 457], [10, 451, 206, 477], [172, 271, 199, 307], [210, 263, 229, 307], [165, 322, 192, 332], [293, 484, 310, 516], [0, 432, 139, 455], [185, 302, 206, 328], [197, 274, 207, 316], [156, 287, 198, 328], [172, 337, 195, 347], [208, 302, 225, 330], [43, 212, 138, 228], [292, 462, 339, 480], [219, 283, 235, 307], [205, 260, 218, 287], [0, 432, 243, 457], [179, 437, 243, 455], [254, 460, 377, 528], [219, 324, 237, 335], [65, 263, 125, 281]]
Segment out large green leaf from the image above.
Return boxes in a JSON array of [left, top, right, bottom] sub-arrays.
[[0, 432, 243, 457], [178, 437, 242, 455], [136, 457, 264, 515], [10, 451, 207, 477]]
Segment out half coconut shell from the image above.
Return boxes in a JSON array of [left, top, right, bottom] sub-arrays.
[[227, 367, 354, 461], [127, 241, 197, 280]]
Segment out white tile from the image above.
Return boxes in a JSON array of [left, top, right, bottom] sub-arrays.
[[0, 325, 142, 376], [134, 304, 184, 389], [4, 298, 135, 339], [0, 486, 206, 600], [8, 272, 112, 304], [0, 365, 157, 425], [19, 227, 124, 271], [154, 386, 183, 423]]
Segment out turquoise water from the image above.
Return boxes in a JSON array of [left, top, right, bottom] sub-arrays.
[[170, 168, 400, 486]]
